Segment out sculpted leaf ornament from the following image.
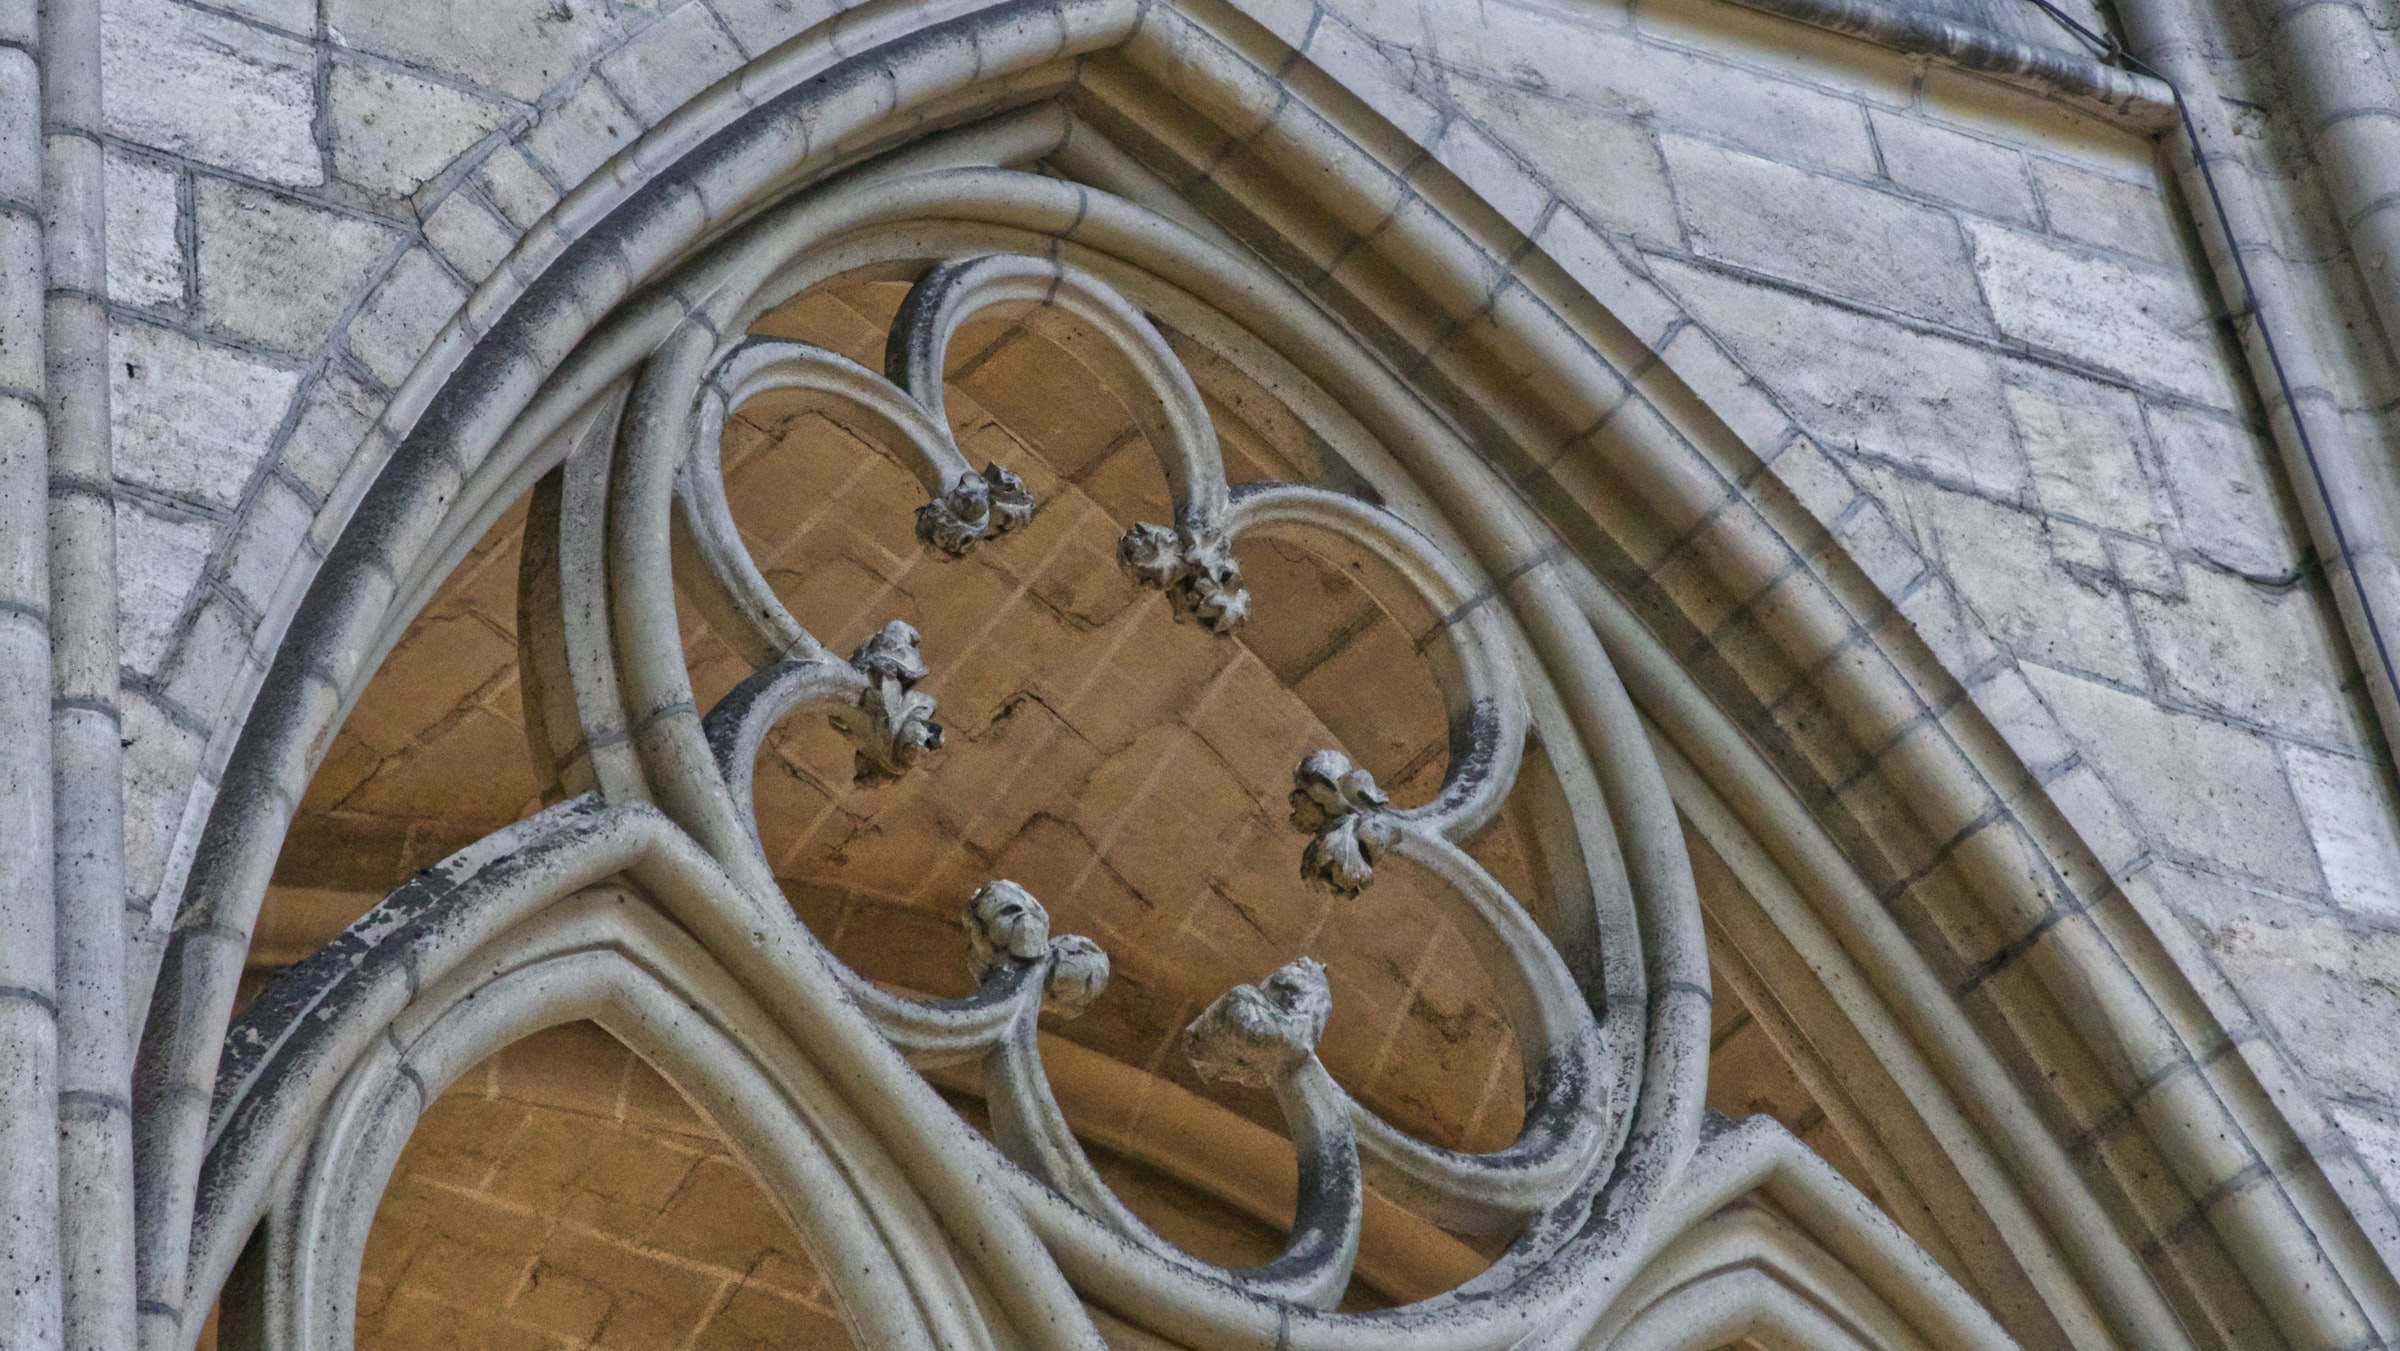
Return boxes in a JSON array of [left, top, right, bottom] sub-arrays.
[[190, 237, 1845, 1351], [1118, 521, 1251, 633], [828, 620, 944, 783], [1289, 749, 1401, 895], [918, 460, 1037, 555]]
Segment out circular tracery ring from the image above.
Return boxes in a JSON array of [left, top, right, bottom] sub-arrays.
[[188, 157, 1779, 1351], [588, 248, 1633, 1307]]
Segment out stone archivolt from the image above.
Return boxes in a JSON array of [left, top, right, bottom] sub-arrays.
[[122, 5, 2400, 1350]]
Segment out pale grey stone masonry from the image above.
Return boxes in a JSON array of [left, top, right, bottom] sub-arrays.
[[14, 0, 2400, 1340]]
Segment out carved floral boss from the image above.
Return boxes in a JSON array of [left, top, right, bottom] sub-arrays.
[[667, 254, 1611, 1306]]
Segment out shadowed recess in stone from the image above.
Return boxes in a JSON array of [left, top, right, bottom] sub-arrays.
[[354, 1023, 858, 1350]]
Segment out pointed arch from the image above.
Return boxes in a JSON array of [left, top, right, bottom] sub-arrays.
[[130, 3, 2400, 1350]]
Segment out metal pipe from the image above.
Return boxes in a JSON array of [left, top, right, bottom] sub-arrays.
[[2101, 0, 2400, 799]]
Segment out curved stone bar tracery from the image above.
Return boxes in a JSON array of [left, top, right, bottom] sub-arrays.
[[129, 10, 2115, 1346]]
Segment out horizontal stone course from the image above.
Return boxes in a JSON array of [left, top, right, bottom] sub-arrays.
[[102, 0, 321, 187], [74, 0, 2400, 1301]]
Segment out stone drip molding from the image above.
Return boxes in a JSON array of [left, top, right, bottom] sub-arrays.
[[106, 2, 2400, 1350], [1720, 0, 2178, 126]]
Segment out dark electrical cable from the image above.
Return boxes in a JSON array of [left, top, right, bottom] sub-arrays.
[[2015, 0, 2400, 728]]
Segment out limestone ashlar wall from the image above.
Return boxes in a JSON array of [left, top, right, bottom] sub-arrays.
[[100, 0, 769, 961], [1290, 0, 2400, 1209], [96, 0, 2400, 1249]]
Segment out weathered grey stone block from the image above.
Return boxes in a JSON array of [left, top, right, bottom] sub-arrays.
[[1903, 481, 2147, 686], [476, 143, 563, 231], [2327, 1102, 2400, 1205], [330, 59, 515, 199], [521, 73, 639, 189], [1656, 259, 2026, 497], [2131, 564, 2362, 747], [104, 151, 182, 309], [1868, 108, 2037, 224], [2030, 157, 2180, 267], [1429, 116, 1550, 234], [278, 366, 387, 502], [1395, 11, 1875, 176], [346, 246, 467, 387], [2169, 863, 2400, 1103], [326, 0, 624, 102], [1444, 80, 1680, 245], [707, 0, 843, 56], [119, 691, 202, 902], [112, 498, 215, 676], [1298, 17, 1446, 145], [205, 0, 311, 34], [2285, 744, 2400, 919], [111, 321, 298, 511], [2030, 664, 2319, 890], [1533, 208, 1682, 345], [1967, 220, 2240, 408], [195, 179, 401, 354], [224, 476, 315, 613], [163, 596, 255, 723], [1999, 363, 2165, 537], [2146, 403, 2303, 581], [600, 0, 745, 122], [421, 190, 518, 285], [1663, 133, 1990, 331], [102, 0, 320, 187]]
